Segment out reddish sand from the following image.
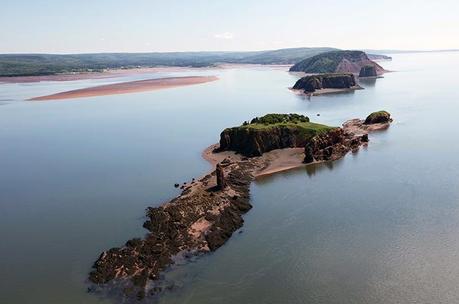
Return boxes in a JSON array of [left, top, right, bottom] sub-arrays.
[[28, 76, 219, 101]]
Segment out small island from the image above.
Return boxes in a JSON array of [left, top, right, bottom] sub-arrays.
[[89, 112, 392, 300], [291, 73, 362, 95], [289, 50, 386, 76]]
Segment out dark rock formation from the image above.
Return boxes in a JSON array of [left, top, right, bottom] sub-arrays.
[[364, 111, 392, 124], [289, 50, 385, 75], [216, 163, 226, 189], [292, 73, 357, 93], [89, 160, 254, 300], [218, 114, 333, 157], [303, 128, 368, 163], [359, 65, 378, 77]]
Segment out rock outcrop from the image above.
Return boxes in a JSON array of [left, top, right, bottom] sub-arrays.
[[359, 65, 378, 77], [364, 111, 392, 124], [217, 114, 334, 157], [303, 128, 367, 164], [289, 50, 385, 75], [292, 73, 357, 93], [89, 159, 254, 300]]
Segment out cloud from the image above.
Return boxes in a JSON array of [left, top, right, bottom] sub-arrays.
[[214, 32, 234, 40]]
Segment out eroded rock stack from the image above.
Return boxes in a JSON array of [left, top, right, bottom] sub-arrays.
[[216, 163, 226, 189]]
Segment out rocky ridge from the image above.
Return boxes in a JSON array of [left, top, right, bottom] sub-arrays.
[[289, 50, 385, 75]]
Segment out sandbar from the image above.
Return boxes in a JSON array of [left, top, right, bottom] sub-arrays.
[[28, 76, 218, 101]]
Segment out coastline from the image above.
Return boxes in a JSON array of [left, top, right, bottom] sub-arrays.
[[28, 76, 219, 101], [0, 64, 290, 84], [0, 66, 219, 84]]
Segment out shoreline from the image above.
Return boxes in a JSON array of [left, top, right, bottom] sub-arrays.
[[290, 85, 363, 97], [28, 76, 219, 101], [0, 66, 218, 84], [88, 116, 391, 300], [0, 64, 290, 84]]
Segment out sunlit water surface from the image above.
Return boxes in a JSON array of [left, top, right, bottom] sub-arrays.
[[1, 53, 459, 303]]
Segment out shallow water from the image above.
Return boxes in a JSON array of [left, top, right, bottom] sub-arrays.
[[1, 53, 459, 303]]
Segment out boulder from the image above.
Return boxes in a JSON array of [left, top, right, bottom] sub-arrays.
[[364, 111, 392, 124]]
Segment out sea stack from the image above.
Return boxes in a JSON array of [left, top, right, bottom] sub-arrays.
[[216, 163, 226, 189], [359, 65, 378, 77]]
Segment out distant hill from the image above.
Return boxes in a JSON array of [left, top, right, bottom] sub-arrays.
[[289, 50, 385, 75], [0, 47, 338, 77], [364, 49, 459, 55], [367, 53, 392, 61]]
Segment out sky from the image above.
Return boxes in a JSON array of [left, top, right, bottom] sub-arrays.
[[1, 0, 458, 54]]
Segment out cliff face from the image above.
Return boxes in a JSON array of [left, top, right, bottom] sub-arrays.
[[359, 65, 378, 77], [220, 126, 319, 157], [218, 114, 334, 157], [292, 73, 356, 93], [289, 50, 385, 75]]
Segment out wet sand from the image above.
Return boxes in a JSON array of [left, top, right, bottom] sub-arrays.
[[28, 76, 219, 101], [202, 144, 305, 178]]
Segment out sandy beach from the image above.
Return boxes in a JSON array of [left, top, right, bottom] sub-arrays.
[[28, 76, 219, 101]]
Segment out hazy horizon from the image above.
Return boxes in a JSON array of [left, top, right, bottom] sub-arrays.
[[1, 47, 459, 56], [2, 0, 458, 54]]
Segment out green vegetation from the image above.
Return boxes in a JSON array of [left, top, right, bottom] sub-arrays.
[[235, 113, 334, 135], [249, 113, 310, 125], [0, 48, 337, 77]]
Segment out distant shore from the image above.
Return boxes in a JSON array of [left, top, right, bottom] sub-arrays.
[[0, 66, 218, 84], [28, 76, 219, 101], [0, 64, 289, 84]]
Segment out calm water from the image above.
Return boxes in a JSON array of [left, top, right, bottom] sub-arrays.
[[1, 53, 459, 304]]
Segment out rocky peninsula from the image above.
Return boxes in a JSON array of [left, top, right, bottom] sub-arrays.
[[291, 73, 362, 95], [89, 112, 392, 301]]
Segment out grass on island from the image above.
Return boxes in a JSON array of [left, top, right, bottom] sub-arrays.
[[228, 113, 336, 137]]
